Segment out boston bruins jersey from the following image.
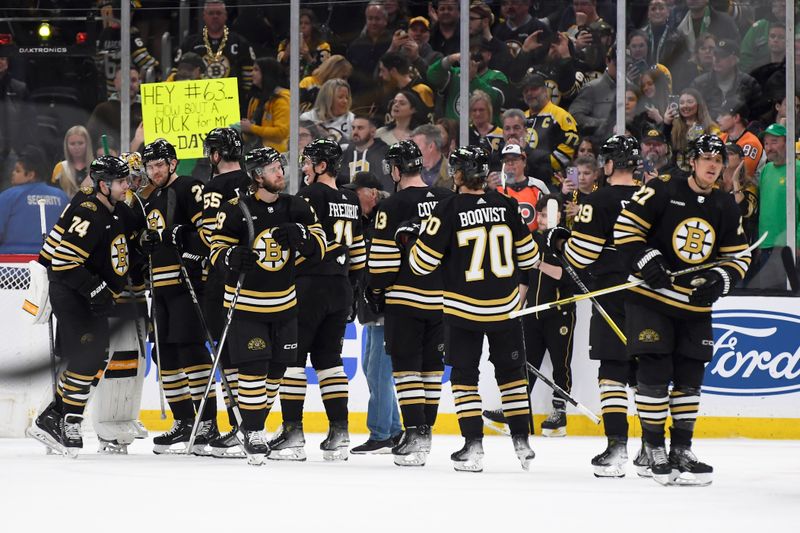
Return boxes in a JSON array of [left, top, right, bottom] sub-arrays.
[[613, 178, 751, 316], [42, 192, 129, 297], [367, 186, 453, 318], [209, 194, 324, 322], [409, 191, 540, 331], [113, 193, 148, 309], [200, 169, 250, 249], [143, 175, 204, 293], [40, 187, 93, 268], [523, 101, 579, 176], [564, 184, 640, 278], [96, 25, 157, 97], [297, 182, 366, 279], [173, 29, 255, 92]]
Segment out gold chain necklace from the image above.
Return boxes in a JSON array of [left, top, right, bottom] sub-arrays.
[[203, 25, 229, 62]]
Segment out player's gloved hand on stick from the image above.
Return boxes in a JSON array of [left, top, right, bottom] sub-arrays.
[[80, 276, 115, 317], [224, 246, 258, 274], [364, 287, 385, 315], [272, 223, 309, 251], [166, 224, 191, 248], [688, 267, 731, 306], [634, 248, 671, 289], [347, 285, 359, 323], [139, 228, 161, 255], [544, 226, 571, 254], [394, 217, 422, 253]]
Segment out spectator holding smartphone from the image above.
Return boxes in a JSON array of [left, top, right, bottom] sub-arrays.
[[662, 88, 720, 171]]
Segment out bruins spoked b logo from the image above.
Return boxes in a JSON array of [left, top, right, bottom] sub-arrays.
[[147, 209, 165, 231], [254, 229, 289, 271], [672, 217, 715, 264], [110, 234, 129, 276]]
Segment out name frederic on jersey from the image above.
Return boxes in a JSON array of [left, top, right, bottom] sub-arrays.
[[328, 203, 359, 219], [458, 206, 507, 227]]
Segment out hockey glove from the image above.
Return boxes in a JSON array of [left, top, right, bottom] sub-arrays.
[[139, 228, 161, 255], [394, 217, 422, 253], [364, 288, 385, 315], [544, 226, 571, 254], [272, 223, 310, 251], [166, 224, 192, 248], [347, 285, 359, 323], [224, 246, 258, 274], [688, 267, 732, 306], [79, 277, 115, 317], [634, 248, 672, 289]]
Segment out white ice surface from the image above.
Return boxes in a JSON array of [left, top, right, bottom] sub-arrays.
[[1, 434, 796, 532]]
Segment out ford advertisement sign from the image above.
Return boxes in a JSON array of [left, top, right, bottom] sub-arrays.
[[704, 310, 800, 396]]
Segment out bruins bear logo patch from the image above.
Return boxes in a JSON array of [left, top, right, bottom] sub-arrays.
[[638, 329, 660, 343], [247, 337, 266, 351]]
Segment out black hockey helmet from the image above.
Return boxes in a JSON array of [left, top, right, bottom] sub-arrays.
[[302, 138, 343, 174], [142, 138, 177, 165], [448, 145, 490, 182], [688, 134, 729, 166], [90, 155, 130, 185], [598, 134, 642, 170], [204, 127, 243, 160], [383, 140, 423, 176], [244, 147, 286, 179]]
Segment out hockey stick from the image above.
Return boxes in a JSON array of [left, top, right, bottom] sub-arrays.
[[37, 199, 58, 400], [511, 232, 767, 319], [174, 247, 243, 427], [187, 196, 255, 454], [526, 361, 600, 424], [781, 246, 799, 293]]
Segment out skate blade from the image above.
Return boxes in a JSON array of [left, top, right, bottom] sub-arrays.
[[635, 464, 653, 478], [482, 416, 510, 436], [322, 447, 349, 462], [670, 471, 712, 487], [393, 452, 427, 467], [652, 471, 674, 486], [133, 421, 148, 439], [268, 447, 307, 461], [351, 447, 393, 455], [98, 441, 128, 455], [541, 427, 566, 438], [152, 443, 189, 455], [210, 446, 246, 459], [191, 444, 213, 457], [64, 446, 80, 459], [26, 426, 69, 457], [593, 464, 626, 478], [453, 454, 484, 473], [246, 453, 266, 466], [516, 452, 535, 471]]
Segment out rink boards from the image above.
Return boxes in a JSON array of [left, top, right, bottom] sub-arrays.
[[1, 256, 798, 438]]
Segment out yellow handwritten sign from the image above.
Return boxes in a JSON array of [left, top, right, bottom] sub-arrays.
[[140, 78, 240, 159]]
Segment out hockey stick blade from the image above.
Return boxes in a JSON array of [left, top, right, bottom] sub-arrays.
[[511, 232, 767, 319]]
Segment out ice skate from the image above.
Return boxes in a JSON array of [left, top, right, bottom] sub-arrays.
[[481, 409, 509, 435], [351, 437, 394, 455], [451, 438, 484, 473], [511, 434, 535, 471], [391, 426, 429, 467], [320, 421, 349, 462], [94, 421, 136, 454], [633, 443, 652, 477], [242, 429, 270, 466], [540, 399, 567, 437], [591, 438, 628, 478], [26, 403, 68, 456], [210, 427, 246, 459], [61, 414, 84, 458], [268, 422, 307, 461], [152, 419, 194, 454], [668, 445, 713, 487], [643, 443, 673, 486], [132, 420, 148, 439], [190, 418, 220, 456]]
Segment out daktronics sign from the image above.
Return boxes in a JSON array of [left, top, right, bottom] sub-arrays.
[[704, 309, 800, 396]]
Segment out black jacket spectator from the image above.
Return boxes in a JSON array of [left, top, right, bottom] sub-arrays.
[[690, 70, 762, 119]]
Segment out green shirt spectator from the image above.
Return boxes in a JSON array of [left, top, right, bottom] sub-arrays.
[[758, 123, 800, 249]]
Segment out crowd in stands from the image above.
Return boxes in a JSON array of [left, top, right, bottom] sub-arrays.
[[0, 0, 798, 288]]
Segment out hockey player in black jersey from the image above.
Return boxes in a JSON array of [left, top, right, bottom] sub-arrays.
[[28, 156, 131, 457], [546, 135, 645, 477], [197, 128, 253, 458], [208, 146, 324, 465], [614, 135, 751, 486], [367, 140, 452, 466], [268, 139, 366, 461], [408, 146, 541, 472], [138, 139, 218, 454]]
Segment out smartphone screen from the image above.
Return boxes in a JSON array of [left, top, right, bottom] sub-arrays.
[[643, 159, 656, 173]]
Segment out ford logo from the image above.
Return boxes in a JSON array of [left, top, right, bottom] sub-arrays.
[[703, 310, 800, 396]]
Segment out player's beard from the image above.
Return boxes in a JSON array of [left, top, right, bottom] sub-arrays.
[[262, 177, 285, 194]]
